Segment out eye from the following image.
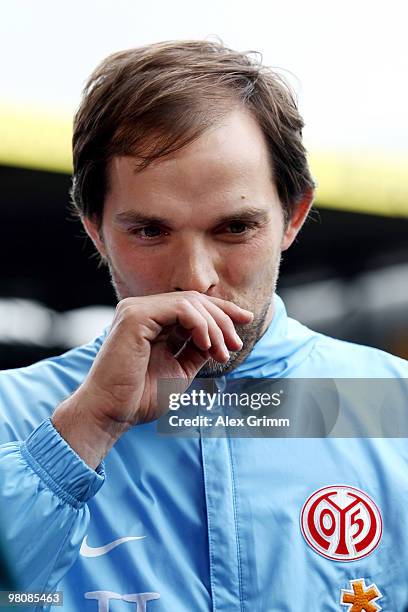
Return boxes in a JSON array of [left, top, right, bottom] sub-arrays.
[[131, 225, 167, 240], [218, 220, 261, 241], [226, 221, 250, 234]]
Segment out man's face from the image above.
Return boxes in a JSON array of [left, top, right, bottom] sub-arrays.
[[85, 108, 309, 376]]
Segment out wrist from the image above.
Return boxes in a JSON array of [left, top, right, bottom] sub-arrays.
[[52, 388, 130, 469]]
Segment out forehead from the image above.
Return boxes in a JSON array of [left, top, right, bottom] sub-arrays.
[[105, 108, 278, 220]]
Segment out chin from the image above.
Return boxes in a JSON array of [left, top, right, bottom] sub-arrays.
[[197, 353, 242, 378]]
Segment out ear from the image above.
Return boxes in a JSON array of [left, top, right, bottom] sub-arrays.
[[82, 215, 107, 259], [281, 189, 314, 251]]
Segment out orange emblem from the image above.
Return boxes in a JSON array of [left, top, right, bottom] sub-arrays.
[[340, 578, 382, 612]]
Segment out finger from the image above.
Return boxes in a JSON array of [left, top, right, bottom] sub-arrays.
[[190, 299, 236, 362], [175, 300, 211, 352], [202, 295, 254, 322], [194, 298, 244, 351]]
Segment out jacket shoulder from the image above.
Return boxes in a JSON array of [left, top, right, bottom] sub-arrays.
[[305, 331, 408, 378], [0, 330, 107, 441]]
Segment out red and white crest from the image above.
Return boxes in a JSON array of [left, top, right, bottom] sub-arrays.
[[300, 485, 382, 561]]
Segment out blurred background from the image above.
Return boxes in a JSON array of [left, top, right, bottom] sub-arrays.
[[0, 0, 407, 369]]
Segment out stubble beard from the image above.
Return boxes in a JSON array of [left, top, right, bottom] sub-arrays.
[[106, 255, 281, 379]]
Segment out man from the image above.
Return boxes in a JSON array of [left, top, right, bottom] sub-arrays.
[[0, 40, 407, 612]]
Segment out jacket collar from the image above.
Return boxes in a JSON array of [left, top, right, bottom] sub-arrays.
[[225, 293, 316, 379]]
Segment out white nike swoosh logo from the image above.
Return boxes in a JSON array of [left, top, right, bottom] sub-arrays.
[[80, 535, 146, 558]]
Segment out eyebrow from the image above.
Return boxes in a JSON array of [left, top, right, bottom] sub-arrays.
[[114, 211, 176, 227], [114, 206, 270, 228]]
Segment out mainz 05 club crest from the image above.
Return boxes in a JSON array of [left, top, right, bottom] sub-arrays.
[[300, 485, 382, 561]]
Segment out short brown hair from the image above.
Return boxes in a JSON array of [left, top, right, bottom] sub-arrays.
[[71, 39, 315, 225]]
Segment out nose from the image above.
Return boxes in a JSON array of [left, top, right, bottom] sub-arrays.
[[171, 237, 219, 294]]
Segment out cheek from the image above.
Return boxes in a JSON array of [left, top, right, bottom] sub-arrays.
[[106, 237, 170, 293], [221, 236, 281, 288]]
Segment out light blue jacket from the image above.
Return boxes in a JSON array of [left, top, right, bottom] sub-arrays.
[[0, 295, 407, 611]]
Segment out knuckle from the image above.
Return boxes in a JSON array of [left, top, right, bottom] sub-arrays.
[[114, 300, 143, 326], [201, 318, 209, 332], [208, 306, 230, 328], [214, 325, 224, 339], [216, 308, 230, 323], [118, 296, 134, 308], [187, 290, 201, 299], [116, 297, 134, 314], [115, 299, 125, 314], [189, 296, 202, 309], [177, 297, 194, 314], [180, 291, 201, 307]]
